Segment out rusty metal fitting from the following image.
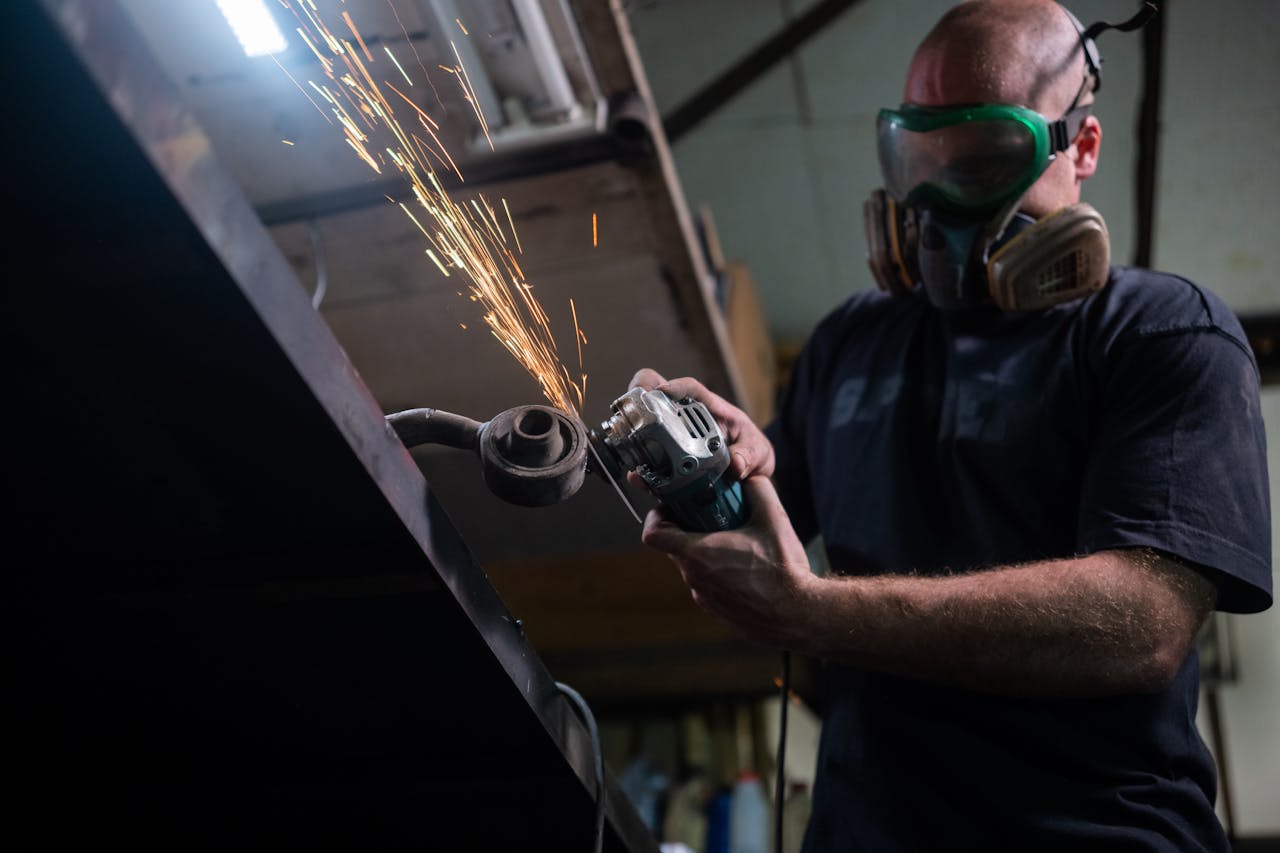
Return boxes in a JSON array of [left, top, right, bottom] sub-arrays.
[[478, 405, 588, 507]]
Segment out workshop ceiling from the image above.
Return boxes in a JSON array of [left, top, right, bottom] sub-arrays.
[[119, 0, 615, 210]]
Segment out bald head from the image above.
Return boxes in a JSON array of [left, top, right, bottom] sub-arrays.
[[905, 0, 1091, 116], [902, 0, 1102, 215]]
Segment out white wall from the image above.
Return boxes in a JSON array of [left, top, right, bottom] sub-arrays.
[[1161, 0, 1280, 834], [1203, 388, 1280, 835], [1155, 0, 1280, 313]]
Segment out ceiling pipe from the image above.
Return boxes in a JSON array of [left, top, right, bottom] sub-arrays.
[[1133, 0, 1165, 268], [662, 0, 862, 145]]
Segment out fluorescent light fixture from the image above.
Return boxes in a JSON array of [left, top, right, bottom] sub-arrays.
[[216, 0, 288, 57]]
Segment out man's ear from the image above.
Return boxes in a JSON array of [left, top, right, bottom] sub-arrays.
[[1073, 114, 1101, 180]]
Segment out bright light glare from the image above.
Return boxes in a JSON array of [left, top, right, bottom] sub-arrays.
[[216, 0, 288, 57]]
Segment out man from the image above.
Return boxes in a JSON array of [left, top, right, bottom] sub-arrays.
[[632, 1, 1272, 850]]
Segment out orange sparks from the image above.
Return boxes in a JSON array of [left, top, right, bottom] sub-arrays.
[[295, 27, 333, 72], [281, 139, 295, 145], [272, 54, 330, 122], [273, 0, 585, 415], [451, 42, 494, 151], [411, 131, 454, 175], [384, 47, 412, 87], [425, 249, 450, 277], [384, 0, 445, 109], [342, 11, 374, 62], [455, 17, 469, 35], [502, 198, 522, 254], [570, 298, 585, 385], [592, 212, 598, 247]]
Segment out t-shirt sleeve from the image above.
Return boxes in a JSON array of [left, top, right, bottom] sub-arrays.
[[1077, 327, 1272, 613]]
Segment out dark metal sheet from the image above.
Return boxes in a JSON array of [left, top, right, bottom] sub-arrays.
[[5, 2, 657, 849]]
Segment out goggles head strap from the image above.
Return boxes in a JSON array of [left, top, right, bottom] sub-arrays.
[[1048, 103, 1092, 152], [1060, 2, 1159, 93]]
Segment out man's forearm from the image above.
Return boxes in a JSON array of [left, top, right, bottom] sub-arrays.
[[790, 549, 1215, 697]]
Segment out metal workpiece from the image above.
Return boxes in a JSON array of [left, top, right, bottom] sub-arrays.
[[480, 404, 590, 507], [385, 407, 484, 453], [387, 404, 591, 508]]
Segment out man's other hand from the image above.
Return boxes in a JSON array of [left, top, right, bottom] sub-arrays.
[[641, 475, 814, 649]]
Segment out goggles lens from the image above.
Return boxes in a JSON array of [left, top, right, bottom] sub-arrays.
[[877, 104, 1056, 216]]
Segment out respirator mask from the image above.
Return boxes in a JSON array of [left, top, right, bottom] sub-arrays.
[[864, 101, 1109, 311], [862, 2, 1161, 311]]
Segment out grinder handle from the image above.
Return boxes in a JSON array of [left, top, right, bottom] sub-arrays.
[[660, 466, 750, 532]]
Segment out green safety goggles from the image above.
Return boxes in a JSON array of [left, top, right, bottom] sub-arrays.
[[876, 102, 1091, 217]]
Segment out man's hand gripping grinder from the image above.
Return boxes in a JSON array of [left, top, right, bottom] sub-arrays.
[[384, 387, 750, 532], [591, 388, 749, 532]]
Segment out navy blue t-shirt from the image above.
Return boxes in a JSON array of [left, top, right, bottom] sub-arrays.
[[767, 267, 1272, 852]]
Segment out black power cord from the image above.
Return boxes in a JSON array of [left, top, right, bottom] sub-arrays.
[[558, 658, 791, 853], [306, 219, 327, 309], [556, 681, 605, 853], [775, 650, 791, 853]]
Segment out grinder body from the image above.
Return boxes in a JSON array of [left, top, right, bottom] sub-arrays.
[[592, 388, 749, 532]]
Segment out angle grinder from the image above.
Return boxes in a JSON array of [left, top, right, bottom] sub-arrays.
[[588, 387, 749, 532], [385, 387, 749, 533]]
